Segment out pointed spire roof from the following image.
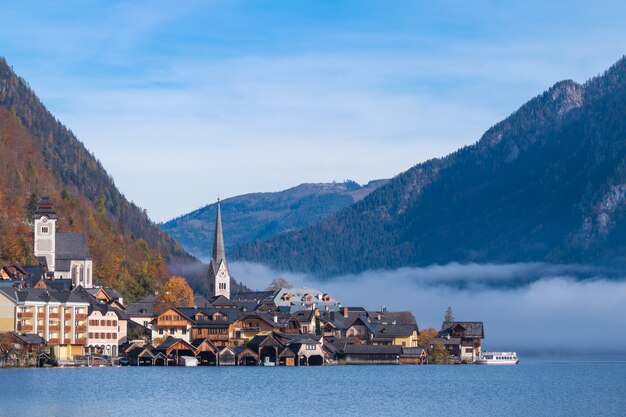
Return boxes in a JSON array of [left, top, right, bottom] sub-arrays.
[[212, 197, 225, 264]]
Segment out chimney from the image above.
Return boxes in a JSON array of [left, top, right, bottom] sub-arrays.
[[273, 315, 278, 323], [392, 320, 396, 325], [343, 307, 348, 318]]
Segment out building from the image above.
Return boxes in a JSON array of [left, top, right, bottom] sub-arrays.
[[207, 198, 230, 299], [271, 287, 341, 312], [438, 321, 485, 363], [73, 286, 128, 356], [33, 196, 94, 288], [0, 287, 89, 361]]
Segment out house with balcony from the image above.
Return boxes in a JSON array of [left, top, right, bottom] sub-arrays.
[[0, 287, 89, 361], [150, 308, 194, 342]]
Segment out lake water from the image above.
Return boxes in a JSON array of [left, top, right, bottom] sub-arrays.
[[1, 355, 625, 416]]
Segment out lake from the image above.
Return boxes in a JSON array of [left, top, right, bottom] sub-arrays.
[[1, 355, 625, 416]]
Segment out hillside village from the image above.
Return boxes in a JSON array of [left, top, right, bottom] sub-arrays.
[[0, 197, 484, 367]]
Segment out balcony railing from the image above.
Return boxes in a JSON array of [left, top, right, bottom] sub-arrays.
[[74, 338, 86, 345], [75, 314, 87, 320], [48, 338, 60, 344], [64, 326, 72, 332], [17, 325, 33, 332], [49, 325, 60, 331], [75, 325, 86, 332], [49, 313, 60, 318], [17, 312, 34, 318], [63, 339, 71, 344], [64, 314, 73, 320]]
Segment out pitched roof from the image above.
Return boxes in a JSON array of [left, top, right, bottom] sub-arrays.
[[440, 322, 485, 339], [11, 332, 47, 345], [125, 295, 157, 317], [343, 345, 402, 355], [375, 324, 418, 337], [55, 232, 91, 261]]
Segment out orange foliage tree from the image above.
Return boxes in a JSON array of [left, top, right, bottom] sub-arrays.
[[418, 327, 439, 346], [154, 276, 194, 314]]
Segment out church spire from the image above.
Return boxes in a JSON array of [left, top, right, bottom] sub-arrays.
[[212, 197, 225, 264]]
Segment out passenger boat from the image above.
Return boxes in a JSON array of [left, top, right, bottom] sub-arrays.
[[476, 352, 519, 365]]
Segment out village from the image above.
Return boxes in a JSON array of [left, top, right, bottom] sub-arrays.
[[0, 197, 485, 367]]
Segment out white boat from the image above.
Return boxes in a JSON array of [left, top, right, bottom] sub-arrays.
[[476, 352, 519, 365]]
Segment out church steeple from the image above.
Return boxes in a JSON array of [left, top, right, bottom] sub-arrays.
[[208, 197, 230, 299], [212, 197, 225, 264]]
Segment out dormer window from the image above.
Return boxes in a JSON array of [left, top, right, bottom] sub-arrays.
[[282, 293, 291, 301]]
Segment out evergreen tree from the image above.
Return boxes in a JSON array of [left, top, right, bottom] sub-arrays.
[[444, 306, 455, 322]]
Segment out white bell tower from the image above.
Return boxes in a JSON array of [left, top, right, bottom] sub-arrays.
[[33, 195, 58, 271]]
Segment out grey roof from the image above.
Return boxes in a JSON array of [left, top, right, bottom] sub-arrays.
[[343, 345, 402, 355], [402, 347, 427, 356], [440, 322, 485, 339], [125, 295, 157, 317], [0, 287, 88, 305], [11, 332, 47, 345], [375, 324, 418, 337], [430, 337, 462, 346], [55, 232, 92, 261], [232, 290, 277, 303]]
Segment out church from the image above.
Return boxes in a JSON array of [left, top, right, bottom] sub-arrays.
[[207, 198, 231, 299], [33, 196, 94, 288]]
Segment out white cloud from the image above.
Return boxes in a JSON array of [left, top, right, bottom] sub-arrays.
[[230, 261, 626, 353]]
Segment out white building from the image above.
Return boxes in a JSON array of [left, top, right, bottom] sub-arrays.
[[33, 196, 94, 288]]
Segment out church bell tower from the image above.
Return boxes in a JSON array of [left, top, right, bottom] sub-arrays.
[[33, 195, 58, 272], [208, 198, 231, 299]]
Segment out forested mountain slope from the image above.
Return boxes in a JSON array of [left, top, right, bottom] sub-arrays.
[[233, 56, 626, 276], [161, 180, 387, 260], [0, 58, 194, 301]]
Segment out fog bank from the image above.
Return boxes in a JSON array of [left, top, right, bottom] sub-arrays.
[[230, 261, 626, 353]]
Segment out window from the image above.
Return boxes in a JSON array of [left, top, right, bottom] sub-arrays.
[[465, 348, 473, 353], [41, 226, 49, 234], [106, 320, 111, 326], [306, 344, 316, 350], [169, 328, 174, 335], [182, 328, 187, 335], [159, 329, 163, 335], [143, 321, 148, 327]]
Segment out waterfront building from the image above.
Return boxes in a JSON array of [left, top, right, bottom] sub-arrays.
[[150, 307, 193, 342], [436, 321, 485, 363], [0, 287, 89, 361], [207, 198, 230, 299]]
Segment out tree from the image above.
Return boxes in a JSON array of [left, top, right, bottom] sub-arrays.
[[418, 327, 438, 346], [444, 306, 455, 322], [266, 277, 293, 291], [154, 276, 194, 314], [429, 341, 450, 364]]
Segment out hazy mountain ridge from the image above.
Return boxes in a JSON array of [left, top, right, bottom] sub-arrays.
[[161, 179, 388, 260], [233, 56, 626, 276]]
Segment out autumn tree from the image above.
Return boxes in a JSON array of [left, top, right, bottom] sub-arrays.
[[444, 306, 455, 322], [418, 327, 438, 346], [429, 341, 450, 364], [266, 277, 293, 291], [154, 276, 194, 314]]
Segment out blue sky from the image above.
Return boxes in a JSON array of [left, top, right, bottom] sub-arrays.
[[2, 1, 626, 221]]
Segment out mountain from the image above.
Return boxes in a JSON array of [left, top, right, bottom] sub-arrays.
[[0, 57, 196, 301], [161, 180, 388, 260], [233, 56, 626, 276]]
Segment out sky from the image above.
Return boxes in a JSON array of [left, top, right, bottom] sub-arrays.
[[2, 1, 626, 221]]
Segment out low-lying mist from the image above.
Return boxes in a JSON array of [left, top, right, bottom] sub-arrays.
[[230, 261, 626, 354]]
